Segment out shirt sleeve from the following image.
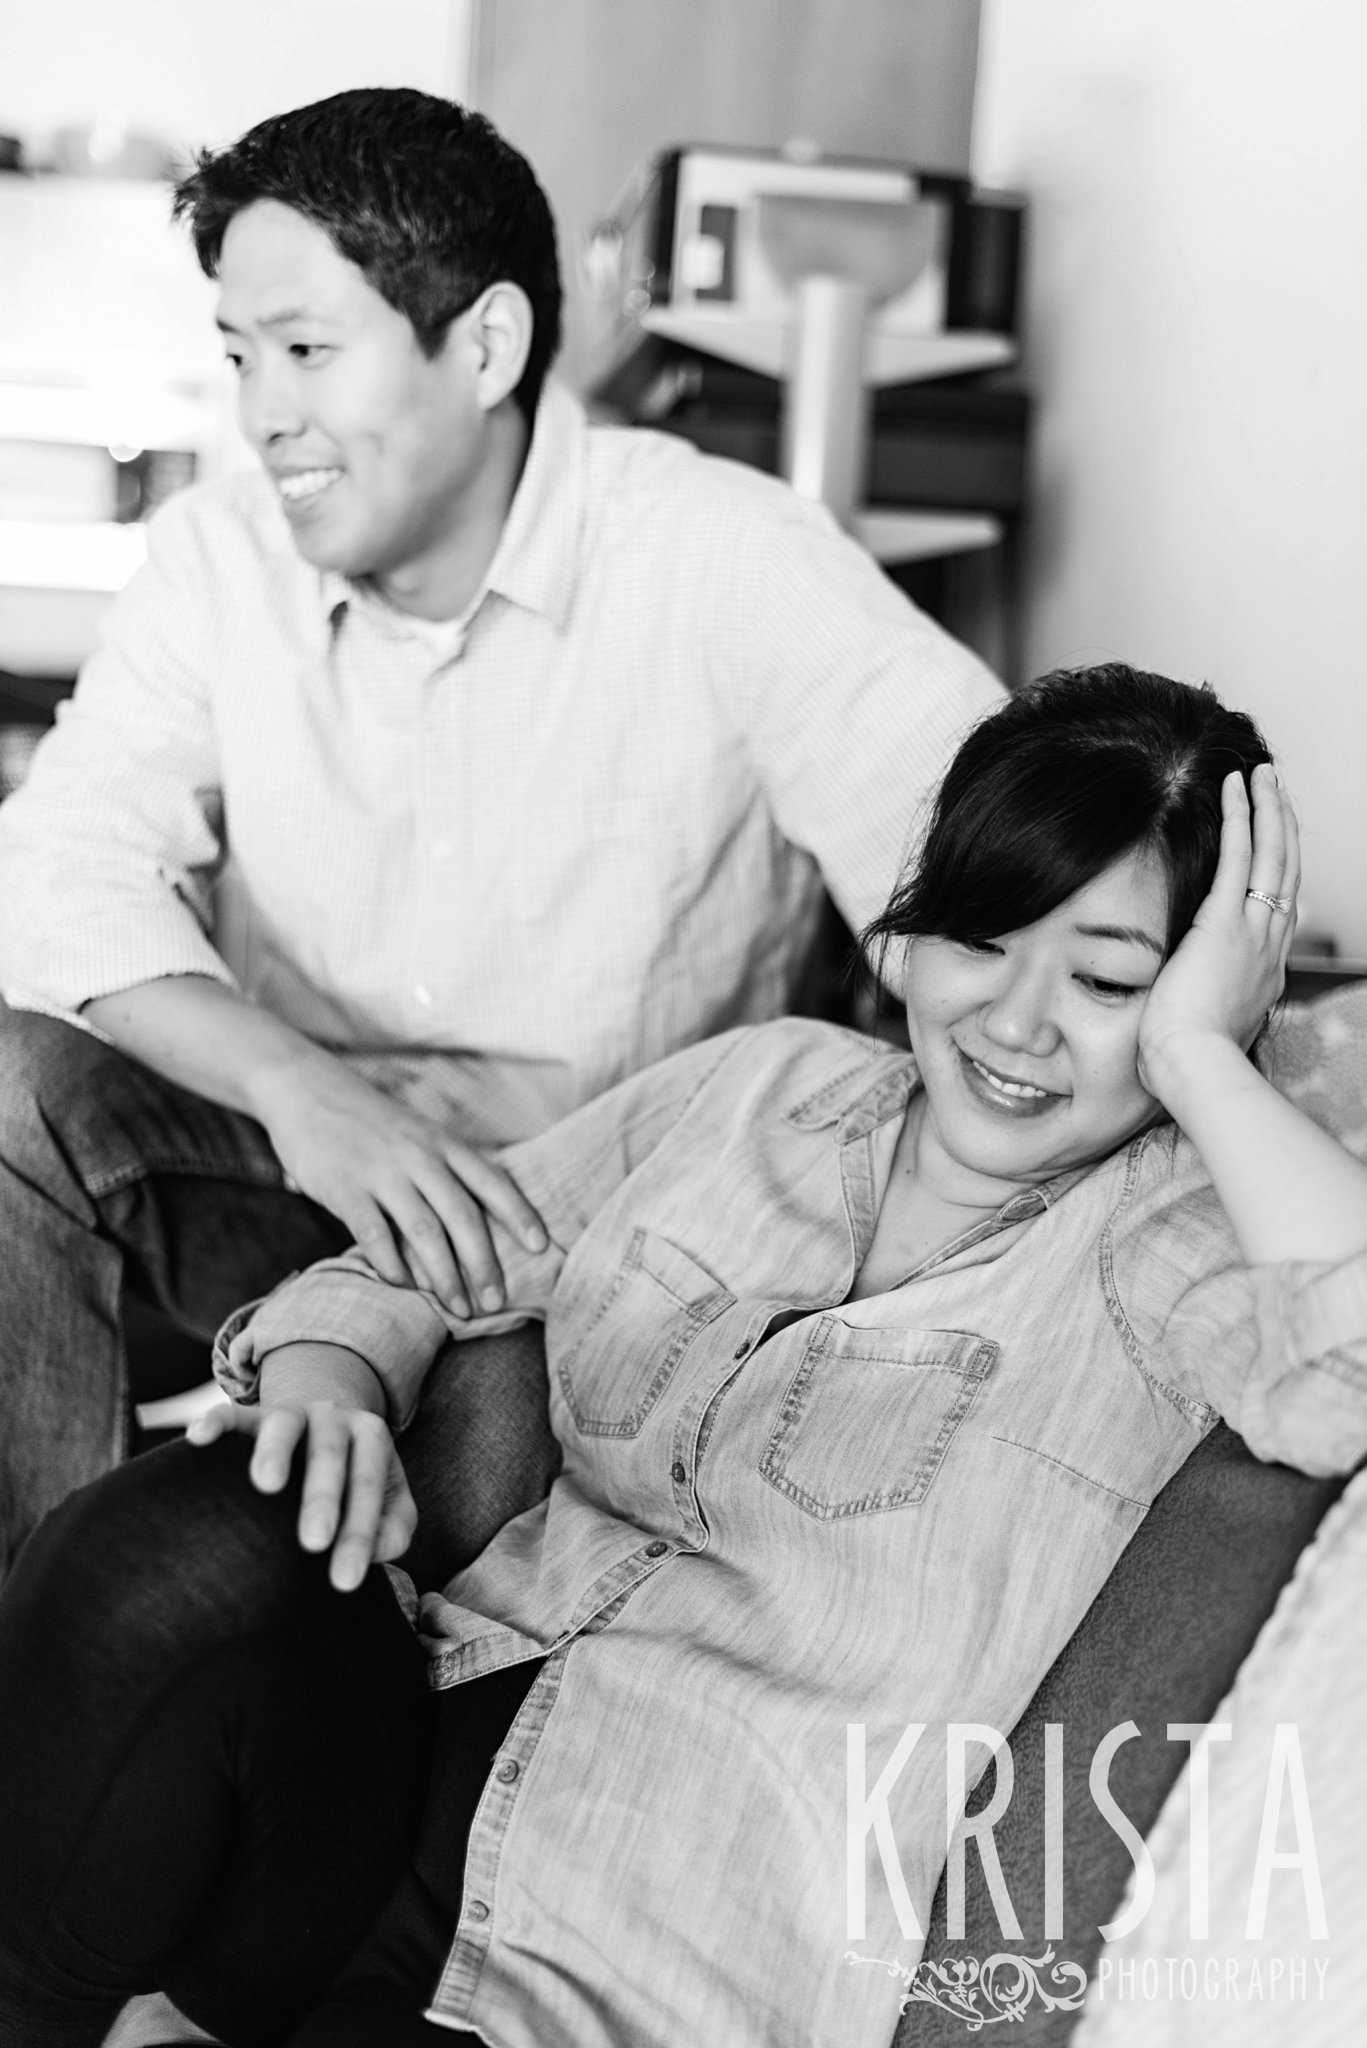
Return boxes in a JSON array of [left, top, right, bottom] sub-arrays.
[[706, 476, 1005, 947], [213, 1026, 748, 1427], [0, 490, 236, 1016], [1107, 1137, 1367, 1477]]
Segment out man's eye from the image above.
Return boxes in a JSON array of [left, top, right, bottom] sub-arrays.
[[289, 342, 329, 361], [959, 938, 1003, 957]]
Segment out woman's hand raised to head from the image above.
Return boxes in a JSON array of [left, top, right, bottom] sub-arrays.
[[1137, 763, 1299, 1101]]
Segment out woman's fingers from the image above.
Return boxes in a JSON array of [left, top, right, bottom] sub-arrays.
[[189, 1399, 406, 1592], [185, 1399, 249, 1447], [295, 1405, 353, 1554], [1245, 762, 1288, 905], [326, 1413, 402, 1590], [1206, 771, 1254, 918]]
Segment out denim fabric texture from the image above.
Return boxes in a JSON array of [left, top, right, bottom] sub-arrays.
[[217, 1017, 1367, 2048], [0, 1003, 350, 1581]]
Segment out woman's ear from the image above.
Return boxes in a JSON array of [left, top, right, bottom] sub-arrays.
[[465, 281, 534, 412]]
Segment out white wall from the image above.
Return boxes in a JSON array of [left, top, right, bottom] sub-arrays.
[[975, 0, 1367, 954], [0, 0, 473, 153]]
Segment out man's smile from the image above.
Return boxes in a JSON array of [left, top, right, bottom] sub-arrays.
[[274, 467, 344, 507]]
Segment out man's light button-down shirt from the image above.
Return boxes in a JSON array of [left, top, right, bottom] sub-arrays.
[[0, 380, 1003, 1147]]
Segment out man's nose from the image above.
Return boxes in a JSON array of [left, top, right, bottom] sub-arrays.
[[238, 362, 304, 448], [979, 967, 1061, 1057]]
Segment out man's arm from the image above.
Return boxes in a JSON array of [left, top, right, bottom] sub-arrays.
[[712, 478, 1004, 946], [0, 492, 542, 1310]]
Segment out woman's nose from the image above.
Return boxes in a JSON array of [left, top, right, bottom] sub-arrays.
[[979, 970, 1061, 1057]]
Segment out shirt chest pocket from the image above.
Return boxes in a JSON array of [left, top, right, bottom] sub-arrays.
[[556, 1227, 735, 1439], [760, 1320, 998, 1519]]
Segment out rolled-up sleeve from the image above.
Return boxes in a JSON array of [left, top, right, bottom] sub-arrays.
[[213, 1245, 561, 1428], [213, 1027, 748, 1424], [0, 493, 236, 1016], [1108, 1145, 1367, 1476], [1172, 1251, 1367, 1476]]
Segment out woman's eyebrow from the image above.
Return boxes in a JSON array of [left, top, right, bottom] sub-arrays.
[[1073, 921, 1165, 956]]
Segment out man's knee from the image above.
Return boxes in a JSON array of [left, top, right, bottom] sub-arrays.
[[0, 1004, 134, 1211]]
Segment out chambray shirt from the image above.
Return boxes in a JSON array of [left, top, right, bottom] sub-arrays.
[[217, 1020, 1367, 2048], [0, 381, 999, 1145]]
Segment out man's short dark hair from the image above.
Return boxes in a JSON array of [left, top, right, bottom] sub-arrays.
[[173, 86, 562, 420]]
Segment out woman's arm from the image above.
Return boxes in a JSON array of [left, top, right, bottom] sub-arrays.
[[1138, 766, 1367, 1264]]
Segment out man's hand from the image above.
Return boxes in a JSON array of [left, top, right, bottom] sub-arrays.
[[249, 1050, 546, 1316], [84, 974, 547, 1316], [189, 1395, 416, 1592]]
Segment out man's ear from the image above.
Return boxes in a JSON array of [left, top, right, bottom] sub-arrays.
[[464, 281, 534, 412]]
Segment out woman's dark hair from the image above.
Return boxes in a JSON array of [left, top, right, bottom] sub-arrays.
[[865, 663, 1273, 966], [172, 87, 562, 422]]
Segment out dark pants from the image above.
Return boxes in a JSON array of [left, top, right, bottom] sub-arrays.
[[0, 1435, 541, 2048], [0, 1005, 561, 1591]]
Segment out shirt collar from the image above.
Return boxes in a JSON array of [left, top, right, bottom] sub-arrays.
[[784, 1039, 1095, 1219], [310, 377, 586, 639]]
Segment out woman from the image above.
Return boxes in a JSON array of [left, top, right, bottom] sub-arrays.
[[2, 664, 1365, 2048]]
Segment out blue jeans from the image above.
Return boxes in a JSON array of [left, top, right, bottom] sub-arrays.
[[0, 1003, 561, 1589]]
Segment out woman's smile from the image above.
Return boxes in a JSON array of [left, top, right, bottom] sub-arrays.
[[953, 1044, 1067, 1117]]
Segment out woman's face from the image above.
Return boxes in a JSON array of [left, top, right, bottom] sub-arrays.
[[903, 848, 1171, 1190]]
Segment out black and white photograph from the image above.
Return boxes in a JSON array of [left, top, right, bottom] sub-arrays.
[[0, 3, 1364, 2044]]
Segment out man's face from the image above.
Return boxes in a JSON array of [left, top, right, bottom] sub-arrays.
[[215, 199, 489, 605]]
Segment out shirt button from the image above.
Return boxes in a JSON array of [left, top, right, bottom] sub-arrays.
[[671, 1461, 687, 1485], [644, 1540, 668, 1559], [734, 1339, 751, 1359], [467, 1899, 490, 1922], [495, 1759, 519, 1783], [413, 983, 433, 1007]]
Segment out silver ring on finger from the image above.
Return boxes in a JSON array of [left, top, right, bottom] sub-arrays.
[[1246, 889, 1294, 913]]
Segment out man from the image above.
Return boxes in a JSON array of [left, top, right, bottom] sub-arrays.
[[0, 87, 1002, 1578]]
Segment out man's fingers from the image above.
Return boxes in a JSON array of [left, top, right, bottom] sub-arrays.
[[346, 1196, 411, 1291], [378, 1179, 475, 1313], [447, 1146, 548, 1254], [407, 1168, 506, 1313]]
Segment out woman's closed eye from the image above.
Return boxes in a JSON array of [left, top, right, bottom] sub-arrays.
[[1076, 973, 1148, 1001]]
